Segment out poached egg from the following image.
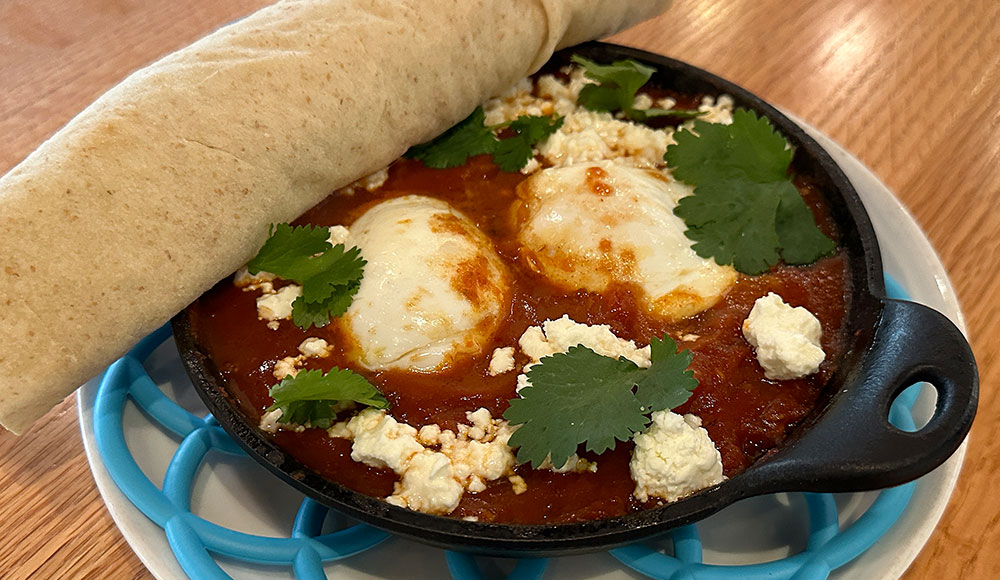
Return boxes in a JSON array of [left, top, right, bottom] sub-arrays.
[[337, 195, 509, 372], [515, 161, 737, 320]]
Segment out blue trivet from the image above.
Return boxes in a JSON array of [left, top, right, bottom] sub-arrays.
[[94, 276, 921, 580]]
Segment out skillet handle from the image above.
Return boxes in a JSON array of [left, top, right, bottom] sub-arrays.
[[741, 298, 978, 494]]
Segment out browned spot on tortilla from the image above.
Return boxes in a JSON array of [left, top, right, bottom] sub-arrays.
[[4, 266, 19, 277], [585, 166, 614, 196]]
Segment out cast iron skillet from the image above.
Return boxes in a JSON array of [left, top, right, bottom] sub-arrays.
[[172, 42, 978, 557]]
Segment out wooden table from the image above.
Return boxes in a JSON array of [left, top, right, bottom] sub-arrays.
[[1, 0, 997, 577]]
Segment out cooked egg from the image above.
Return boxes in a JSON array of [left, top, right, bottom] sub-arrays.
[[515, 161, 736, 320], [337, 195, 509, 372]]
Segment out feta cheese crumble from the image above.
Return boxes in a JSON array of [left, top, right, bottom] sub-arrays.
[[327, 407, 517, 515], [630, 411, 724, 502], [233, 268, 276, 293], [516, 314, 651, 392], [386, 450, 464, 514], [482, 67, 734, 173], [742, 292, 825, 380], [488, 346, 516, 375], [270, 337, 332, 380], [255, 284, 301, 329]]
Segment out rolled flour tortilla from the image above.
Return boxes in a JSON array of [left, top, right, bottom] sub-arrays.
[[0, 0, 671, 434]]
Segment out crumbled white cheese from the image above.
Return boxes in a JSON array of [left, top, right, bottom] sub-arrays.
[[483, 77, 554, 125], [417, 423, 442, 446], [433, 408, 517, 490], [630, 411, 725, 502], [298, 337, 331, 358], [509, 474, 528, 495], [257, 407, 308, 434], [327, 225, 351, 246], [488, 346, 516, 376], [259, 408, 284, 434], [516, 315, 651, 391], [273, 356, 300, 380], [329, 407, 517, 515], [344, 409, 424, 472], [482, 67, 735, 173], [342, 167, 390, 194], [693, 94, 735, 125], [538, 109, 673, 170], [256, 284, 301, 329], [271, 337, 332, 380], [233, 267, 276, 293], [742, 292, 825, 380], [466, 408, 494, 434], [386, 450, 464, 514], [633, 93, 654, 111]]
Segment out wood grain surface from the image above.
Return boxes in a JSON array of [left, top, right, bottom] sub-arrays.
[[1, 0, 997, 578]]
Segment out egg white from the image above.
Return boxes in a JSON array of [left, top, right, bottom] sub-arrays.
[[338, 195, 509, 372]]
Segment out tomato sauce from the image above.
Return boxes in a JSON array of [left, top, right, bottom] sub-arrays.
[[188, 147, 847, 525]]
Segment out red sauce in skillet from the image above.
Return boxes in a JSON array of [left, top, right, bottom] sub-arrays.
[[186, 150, 848, 524]]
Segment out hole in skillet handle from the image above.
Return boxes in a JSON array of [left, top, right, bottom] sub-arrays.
[[741, 298, 978, 495]]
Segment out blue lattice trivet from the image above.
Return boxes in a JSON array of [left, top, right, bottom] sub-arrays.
[[93, 275, 920, 580]]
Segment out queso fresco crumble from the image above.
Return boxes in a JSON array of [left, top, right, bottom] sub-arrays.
[[202, 60, 840, 522]]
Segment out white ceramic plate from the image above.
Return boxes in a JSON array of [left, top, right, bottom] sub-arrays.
[[77, 122, 969, 580]]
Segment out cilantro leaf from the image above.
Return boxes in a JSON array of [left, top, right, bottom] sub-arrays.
[[674, 178, 783, 275], [665, 108, 835, 273], [404, 107, 498, 169], [503, 337, 699, 468], [267, 368, 389, 429], [406, 107, 560, 172], [634, 336, 698, 413], [248, 223, 333, 280], [247, 224, 366, 330], [571, 54, 701, 123], [774, 185, 837, 264], [572, 55, 654, 116], [492, 115, 564, 172], [668, 109, 793, 184], [291, 280, 360, 329], [504, 346, 647, 468], [298, 244, 365, 304]]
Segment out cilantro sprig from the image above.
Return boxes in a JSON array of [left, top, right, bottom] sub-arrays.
[[404, 106, 563, 172], [267, 368, 389, 429], [248, 223, 365, 329], [503, 336, 697, 469], [571, 54, 703, 122], [666, 109, 836, 274]]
